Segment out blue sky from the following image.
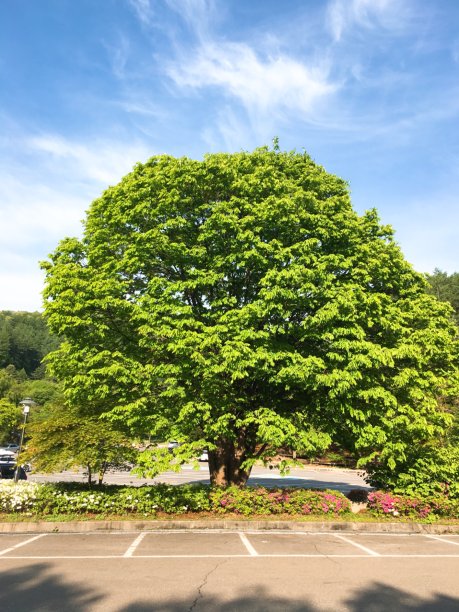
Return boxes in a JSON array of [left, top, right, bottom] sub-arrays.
[[1, 0, 459, 311]]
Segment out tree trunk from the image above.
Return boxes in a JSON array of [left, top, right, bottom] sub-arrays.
[[98, 461, 107, 486], [208, 436, 254, 487], [87, 464, 92, 487]]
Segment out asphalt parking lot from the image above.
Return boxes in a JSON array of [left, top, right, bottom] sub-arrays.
[[29, 464, 370, 493], [1, 531, 458, 611]]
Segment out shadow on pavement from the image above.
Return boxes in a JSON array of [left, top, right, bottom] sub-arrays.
[[343, 582, 459, 612], [123, 582, 459, 611], [154, 476, 370, 491], [0, 563, 103, 611], [0, 566, 457, 611]]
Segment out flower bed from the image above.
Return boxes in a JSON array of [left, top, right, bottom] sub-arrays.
[[2, 482, 458, 521], [0, 482, 350, 517], [367, 491, 459, 520]]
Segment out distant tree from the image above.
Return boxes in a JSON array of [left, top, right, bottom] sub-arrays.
[[0, 311, 60, 376], [0, 399, 22, 445], [426, 269, 459, 325], [24, 401, 137, 485], [42, 147, 459, 487]]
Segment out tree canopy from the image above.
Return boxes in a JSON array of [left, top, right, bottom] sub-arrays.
[[426, 269, 459, 325], [42, 147, 459, 486], [0, 311, 59, 377]]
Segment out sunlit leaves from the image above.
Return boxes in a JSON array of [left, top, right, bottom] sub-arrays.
[[42, 147, 459, 484]]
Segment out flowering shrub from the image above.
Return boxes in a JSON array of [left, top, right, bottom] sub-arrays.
[[3, 483, 458, 520], [367, 491, 459, 520], [0, 482, 351, 517], [30, 483, 211, 516], [209, 487, 351, 516], [0, 481, 40, 513]]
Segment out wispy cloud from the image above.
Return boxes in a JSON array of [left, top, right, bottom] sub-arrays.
[[128, 0, 155, 27], [0, 133, 153, 310], [326, 0, 407, 42], [168, 41, 337, 123], [165, 0, 218, 41], [27, 134, 151, 186]]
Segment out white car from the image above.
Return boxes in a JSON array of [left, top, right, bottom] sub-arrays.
[[1, 444, 19, 453]]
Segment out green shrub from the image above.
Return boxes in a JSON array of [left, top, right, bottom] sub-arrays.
[[30, 482, 211, 516], [365, 446, 459, 499], [367, 491, 459, 520], [1, 482, 352, 517], [209, 487, 351, 516], [0, 481, 39, 513]]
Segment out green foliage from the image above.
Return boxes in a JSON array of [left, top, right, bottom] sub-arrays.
[[27, 482, 211, 516], [365, 444, 459, 499], [426, 269, 459, 325], [0, 399, 22, 445], [0, 482, 351, 517], [0, 311, 60, 377], [0, 481, 39, 513], [23, 401, 137, 484], [42, 147, 459, 486]]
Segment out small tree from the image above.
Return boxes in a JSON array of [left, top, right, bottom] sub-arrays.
[[24, 402, 137, 485], [43, 147, 459, 486], [0, 399, 22, 445]]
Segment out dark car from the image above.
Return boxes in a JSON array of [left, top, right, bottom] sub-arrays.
[[0, 454, 27, 480]]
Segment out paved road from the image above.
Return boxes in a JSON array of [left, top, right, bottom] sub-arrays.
[[0, 531, 458, 610], [30, 464, 369, 492]]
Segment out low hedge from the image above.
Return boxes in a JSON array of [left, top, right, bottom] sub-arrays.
[[367, 490, 459, 520], [2, 482, 458, 521], [0, 482, 350, 517]]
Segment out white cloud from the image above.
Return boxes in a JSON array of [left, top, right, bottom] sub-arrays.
[[0, 134, 153, 310], [128, 0, 154, 26], [27, 135, 151, 186], [0, 269, 46, 312], [165, 0, 217, 40], [327, 0, 405, 42], [168, 41, 337, 123]]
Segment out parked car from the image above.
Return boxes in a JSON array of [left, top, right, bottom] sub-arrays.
[[198, 450, 208, 462], [167, 441, 181, 452], [0, 443, 19, 453], [0, 454, 27, 479]]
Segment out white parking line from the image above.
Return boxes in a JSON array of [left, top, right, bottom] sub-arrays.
[[333, 534, 380, 556], [123, 532, 146, 557], [238, 533, 258, 556], [1, 553, 459, 560], [0, 534, 47, 556], [425, 535, 459, 547]]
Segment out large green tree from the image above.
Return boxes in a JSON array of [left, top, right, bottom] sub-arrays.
[[42, 148, 458, 486]]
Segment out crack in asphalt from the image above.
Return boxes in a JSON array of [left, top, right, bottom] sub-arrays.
[[188, 559, 228, 611]]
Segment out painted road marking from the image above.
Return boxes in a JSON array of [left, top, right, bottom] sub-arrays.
[[0, 534, 47, 556], [425, 535, 459, 547], [239, 533, 258, 556], [333, 534, 380, 556], [1, 553, 459, 560], [124, 532, 147, 557]]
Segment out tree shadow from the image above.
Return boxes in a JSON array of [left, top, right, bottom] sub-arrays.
[[121, 583, 459, 612], [344, 582, 459, 611], [1, 566, 457, 611], [158, 475, 370, 492], [0, 563, 103, 611]]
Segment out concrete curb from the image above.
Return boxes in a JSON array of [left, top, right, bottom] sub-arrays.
[[1, 519, 458, 534]]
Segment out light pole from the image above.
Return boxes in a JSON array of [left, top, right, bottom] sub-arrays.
[[14, 398, 36, 483]]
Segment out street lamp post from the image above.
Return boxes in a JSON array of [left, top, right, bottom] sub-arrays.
[[14, 398, 35, 483]]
